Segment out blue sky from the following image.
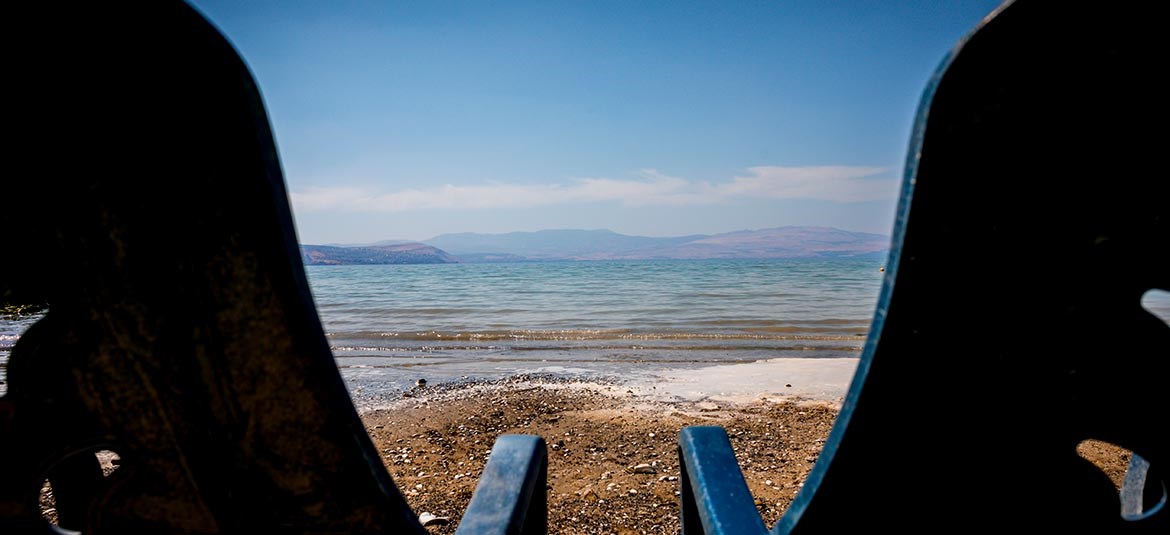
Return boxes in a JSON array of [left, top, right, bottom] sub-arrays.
[[188, 0, 1003, 244]]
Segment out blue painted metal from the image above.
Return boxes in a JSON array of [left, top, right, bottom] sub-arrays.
[[1121, 454, 1167, 522], [456, 435, 548, 535], [678, 427, 768, 535]]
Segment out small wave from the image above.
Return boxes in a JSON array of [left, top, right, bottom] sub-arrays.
[[695, 318, 870, 327], [327, 329, 866, 342], [507, 344, 864, 352], [0, 336, 19, 349], [332, 345, 504, 352], [338, 362, 446, 369], [330, 343, 862, 355]]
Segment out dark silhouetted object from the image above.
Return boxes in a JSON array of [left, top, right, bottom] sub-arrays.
[[679, 0, 1167, 533]]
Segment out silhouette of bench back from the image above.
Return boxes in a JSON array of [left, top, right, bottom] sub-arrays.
[[1, 3, 546, 533], [679, 1, 1168, 533], [3, 1, 1165, 533]]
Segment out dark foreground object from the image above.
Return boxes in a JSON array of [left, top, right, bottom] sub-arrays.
[[679, 1, 1168, 533], [1, 0, 1165, 533], [0, 2, 542, 533]]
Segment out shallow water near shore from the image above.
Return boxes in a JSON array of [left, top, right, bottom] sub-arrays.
[[312, 258, 882, 407], [7, 262, 1169, 407], [3, 258, 880, 401]]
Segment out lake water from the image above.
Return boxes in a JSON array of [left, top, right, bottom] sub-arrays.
[[5, 260, 1169, 406], [1, 259, 883, 402], [308, 258, 882, 403]]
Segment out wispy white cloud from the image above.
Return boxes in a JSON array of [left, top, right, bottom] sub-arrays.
[[722, 166, 892, 202], [290, 166, 892, 213]]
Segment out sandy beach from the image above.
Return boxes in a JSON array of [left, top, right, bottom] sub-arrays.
[[363, 376, 838, 534], [30, 364, 1133, 531], [29, 359, 1133, 532], [360, 373, 1133, 534]]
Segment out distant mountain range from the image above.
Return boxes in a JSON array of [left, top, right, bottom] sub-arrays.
[[301, 243, 457, 265], [300, 226, 889, 265]]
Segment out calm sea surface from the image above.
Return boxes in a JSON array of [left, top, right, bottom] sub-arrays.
[[1, 259, 881, 399], [308, 258, 882, 400], [5, 259, 1169, 403], [312, 259, 879, 359]]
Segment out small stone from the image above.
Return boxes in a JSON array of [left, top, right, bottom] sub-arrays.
[[416, 378, 427, 388], [785, 384, 792, 388], [418, 512, 450, 527], [633, 464, 656, 474], [765, 480, 773, 486]]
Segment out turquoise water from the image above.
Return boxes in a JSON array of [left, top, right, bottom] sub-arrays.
[[0, 256, 879, 398], [1, 258, 886, 399], [305, 258, 884, 400], [6, 261, 1169, 403]]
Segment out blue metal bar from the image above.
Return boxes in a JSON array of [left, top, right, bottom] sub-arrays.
[[455, 435, 548, 535], [678, 426, 769, 535]]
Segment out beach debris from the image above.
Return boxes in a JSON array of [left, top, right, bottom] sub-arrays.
[[632, 463, 656, 474], [418, 512, 450, 527]]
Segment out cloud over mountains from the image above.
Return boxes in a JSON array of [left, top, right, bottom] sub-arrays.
[[291, 165, 892, 213]]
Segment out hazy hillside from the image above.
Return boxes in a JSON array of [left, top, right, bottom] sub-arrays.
[[302, 226, 888, 264], [424, 226, 888, 261], [301, 243, 459, 265], [424, 229, 701, 259]]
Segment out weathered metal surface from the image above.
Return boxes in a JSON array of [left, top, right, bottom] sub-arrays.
[[455, 435, 548, 535], [678, 427, 768, 535]]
